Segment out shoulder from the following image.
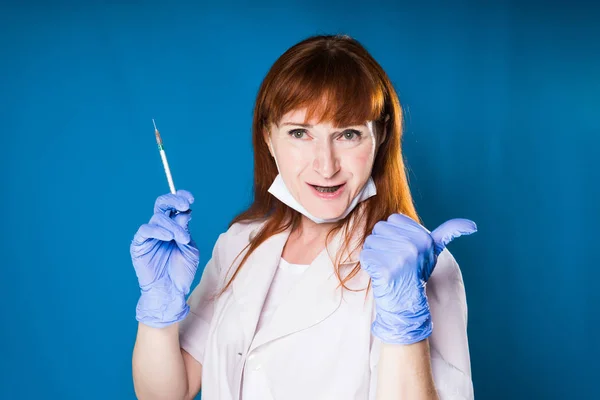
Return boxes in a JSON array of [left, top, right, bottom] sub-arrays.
[[213, 218, 268, 257], [221, 218, 266, 242], [427, 248, 467, 304], [433, 248, 462, 280]]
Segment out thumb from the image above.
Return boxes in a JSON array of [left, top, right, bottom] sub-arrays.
[[173, 209, 193, 231], [430, 218, 477, 256]]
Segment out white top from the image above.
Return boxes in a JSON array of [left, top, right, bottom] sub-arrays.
[[254, 258, 311, 332], [241, 258, 310, 400]]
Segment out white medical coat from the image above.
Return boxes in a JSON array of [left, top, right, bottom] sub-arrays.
[[179, 219, 474, 399]]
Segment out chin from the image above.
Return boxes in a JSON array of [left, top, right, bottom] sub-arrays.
[[305, 205, 347, 221]]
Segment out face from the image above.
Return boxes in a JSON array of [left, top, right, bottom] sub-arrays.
[[266, 108, 382, 221]]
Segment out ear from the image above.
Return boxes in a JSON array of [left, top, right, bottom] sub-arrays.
[[263, 128, 274, 157], [376, 115, 390, 149]]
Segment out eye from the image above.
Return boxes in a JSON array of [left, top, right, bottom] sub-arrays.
[[288, 129, 307, 139], [340, 129, 362, 140]]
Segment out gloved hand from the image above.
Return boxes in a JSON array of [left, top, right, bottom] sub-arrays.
[[130, 190, 200, 328], [359, 213, 477, 344]]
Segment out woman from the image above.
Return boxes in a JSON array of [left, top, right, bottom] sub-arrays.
[[131, 34, 477, 400]]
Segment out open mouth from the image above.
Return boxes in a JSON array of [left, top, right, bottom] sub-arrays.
[[309, 184, 344, 193]]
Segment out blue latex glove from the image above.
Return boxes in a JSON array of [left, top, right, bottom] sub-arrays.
[[359, 213, 477, 344], [130, 190, 200, 328]]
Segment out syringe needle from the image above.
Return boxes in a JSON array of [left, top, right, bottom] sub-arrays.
[[152, 119, 176, 195], [153, 120, 163, 148]]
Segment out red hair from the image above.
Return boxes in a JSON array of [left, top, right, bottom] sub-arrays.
[[219, 34, 422, 295]]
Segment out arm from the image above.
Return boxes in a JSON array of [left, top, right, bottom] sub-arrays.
[[376, 340, 438, 400], [132, 323, 202, 400], [427, 249, 474, 399], [373, 250, 474, 400], [129, 190, 203, 400], [130, 193, 230, 399], [374, 249, 473, 400], [132, 234, 223, 400], [360, 214, 477, 400]]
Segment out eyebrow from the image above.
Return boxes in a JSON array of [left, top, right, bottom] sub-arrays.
[[280, 122, 367, 128], [281, 122, 313, 127]]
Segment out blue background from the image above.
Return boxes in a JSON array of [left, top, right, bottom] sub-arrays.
[[1, 0, 598, 399]]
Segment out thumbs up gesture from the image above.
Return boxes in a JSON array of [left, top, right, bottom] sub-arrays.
[[359, 213, 477, 344]]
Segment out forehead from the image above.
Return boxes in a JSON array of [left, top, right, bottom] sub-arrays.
[[280, 109, 312, 124], [278, 108, 367, 128]]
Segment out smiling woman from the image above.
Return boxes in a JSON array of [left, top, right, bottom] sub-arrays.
[[131, 34, 477, 400]]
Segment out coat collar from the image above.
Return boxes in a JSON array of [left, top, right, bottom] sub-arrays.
[[230, 226, 290, 346], [230, 213, 368, 352]]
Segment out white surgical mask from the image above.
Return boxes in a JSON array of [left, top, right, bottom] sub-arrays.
[[268, 174, 376, 224], [266, 136, 377, 224]]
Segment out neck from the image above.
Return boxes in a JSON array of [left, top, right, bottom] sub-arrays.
[[291, 215, 336, 244]]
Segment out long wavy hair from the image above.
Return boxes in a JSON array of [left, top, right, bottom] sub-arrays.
[[218, 34, 422, 295]]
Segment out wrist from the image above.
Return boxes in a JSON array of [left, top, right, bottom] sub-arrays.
[[372, 305, 432, 345], [136, 282, 189, 328]]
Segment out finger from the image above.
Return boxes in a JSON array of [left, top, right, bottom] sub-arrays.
[[150, 213, 191, 244], [173, 209, 192, 230], [176, 189, 195, 205], [359, 248, 390, 277], [430, 218, 478, 256], [132, 223, 173, 244], [386, 213, 427, 233], [372, 220, 430, 248], [130, 228, 166, 262], [170, 244, 199, 294], [154, 193, 191, 215], [373, 220, 413, 237], [364, 234, 419, 254]]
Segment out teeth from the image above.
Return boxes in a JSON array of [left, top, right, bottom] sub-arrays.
[[314, 185, 341, 193]]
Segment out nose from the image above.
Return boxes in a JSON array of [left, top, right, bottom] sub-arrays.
[[312, 140, 340, 179]]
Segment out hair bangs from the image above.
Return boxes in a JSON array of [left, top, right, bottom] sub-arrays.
[[268, 50, 386, 128]]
